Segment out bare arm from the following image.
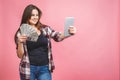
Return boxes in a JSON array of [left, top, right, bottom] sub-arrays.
[[17, 42, 24, 59], [16, 35, 27, 59]]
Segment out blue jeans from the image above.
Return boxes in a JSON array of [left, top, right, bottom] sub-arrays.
[[20, 65, 52, 80]]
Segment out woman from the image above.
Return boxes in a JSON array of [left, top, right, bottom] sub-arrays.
[[14, 4, 76, 80]]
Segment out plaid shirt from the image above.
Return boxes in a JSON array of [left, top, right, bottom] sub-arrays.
[[16, 26, 64, 80]]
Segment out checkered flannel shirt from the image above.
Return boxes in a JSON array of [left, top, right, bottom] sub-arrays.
[[16, 26, 64, 80]]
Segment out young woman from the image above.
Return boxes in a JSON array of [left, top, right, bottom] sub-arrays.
[[14, 4, 76, 80]]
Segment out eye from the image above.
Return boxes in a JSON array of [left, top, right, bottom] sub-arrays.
[[36, 14, 39, 16], [31, 14, 35, 16], [31, 14, 39, 17]]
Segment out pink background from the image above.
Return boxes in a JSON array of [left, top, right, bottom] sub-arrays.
[[0, 0, 119, 80]]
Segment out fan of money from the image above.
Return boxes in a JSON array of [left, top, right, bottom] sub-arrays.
[[20, 24, 39, 42]]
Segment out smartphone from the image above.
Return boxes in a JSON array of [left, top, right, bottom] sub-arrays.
[[64, 17, 74, 37]]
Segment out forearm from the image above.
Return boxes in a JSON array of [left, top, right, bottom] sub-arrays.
[[17, 42, 24, 59]]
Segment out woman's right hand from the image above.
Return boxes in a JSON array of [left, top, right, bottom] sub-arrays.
[[18, 35, 28, 43]]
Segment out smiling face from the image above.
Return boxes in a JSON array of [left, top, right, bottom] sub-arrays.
[[28, 9, 39, 26]]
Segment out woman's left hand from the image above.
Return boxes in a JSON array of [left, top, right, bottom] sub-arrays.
[[68, 26, 77, 35]]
